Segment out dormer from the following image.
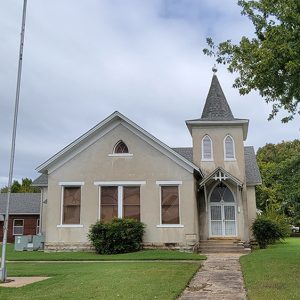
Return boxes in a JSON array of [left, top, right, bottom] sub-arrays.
[[186, 70, 249, 181]]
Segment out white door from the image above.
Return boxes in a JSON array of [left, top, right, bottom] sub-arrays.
[[210, 202, 236, 236], [209, 182, 237, 237]]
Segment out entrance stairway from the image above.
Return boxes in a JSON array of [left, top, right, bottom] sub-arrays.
[[197, 239, 251, 253]]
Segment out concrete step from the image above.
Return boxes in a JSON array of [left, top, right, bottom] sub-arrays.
[[199, 247, 251, 253], [197, 239, 251, 253]]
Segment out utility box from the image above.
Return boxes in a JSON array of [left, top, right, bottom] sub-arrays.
[[14, 235, 31, 251], [32, 235, 45, 250], [14, 235, 45, 251]]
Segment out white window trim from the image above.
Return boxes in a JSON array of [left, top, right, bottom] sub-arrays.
[[156, 224, 184, 228], [96, 181, 144, 220], [36, 218, 40, 235], [201, 135, 213, 161], [13, 219, 24, 236], [157, 183, 183, 227], [94, 181, 146, 186], [57, 224, 84, 228], [108, 153, 133, 157], [59, 182, 84, 186], [58, 184, 83, 227], [224, 135, 236, 161], [156, 181, 182, 185]]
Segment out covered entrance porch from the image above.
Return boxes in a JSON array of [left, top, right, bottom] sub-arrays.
[[199, 167, 244, 240]]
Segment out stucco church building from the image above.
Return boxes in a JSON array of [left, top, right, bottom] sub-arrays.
[[33, 72, 261, 251]]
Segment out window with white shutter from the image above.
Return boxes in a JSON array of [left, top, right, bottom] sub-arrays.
[[224, 135, 235, 160], [202, 135, 213, 161]]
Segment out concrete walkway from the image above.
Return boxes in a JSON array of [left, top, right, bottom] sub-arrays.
[[179, 253, 247, 300]]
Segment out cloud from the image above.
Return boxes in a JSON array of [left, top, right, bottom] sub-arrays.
[[0, 0, 299, 187]]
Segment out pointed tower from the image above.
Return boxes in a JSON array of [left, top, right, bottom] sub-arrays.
[[186, 70, 249, 181]]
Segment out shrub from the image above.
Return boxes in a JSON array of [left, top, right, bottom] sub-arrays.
[[88, 218, 145, 254], [252, 211, 290, 249]]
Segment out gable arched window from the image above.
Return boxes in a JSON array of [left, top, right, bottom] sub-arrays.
[[224, 135, 235, 160], [113, 140, 129, 154], [202, 135, 213, 161]]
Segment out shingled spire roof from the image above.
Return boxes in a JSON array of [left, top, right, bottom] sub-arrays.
[[200, 74, 234, 121]]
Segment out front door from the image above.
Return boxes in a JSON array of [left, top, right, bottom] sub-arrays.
[[209, 182, 237, 237]]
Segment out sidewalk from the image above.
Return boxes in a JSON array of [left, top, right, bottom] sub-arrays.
[[179, 253, 247, 300]]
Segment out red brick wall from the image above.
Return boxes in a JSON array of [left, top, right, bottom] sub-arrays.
[[0, 215, 39, 243]]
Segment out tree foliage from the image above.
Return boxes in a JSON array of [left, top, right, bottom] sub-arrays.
[[0, 178, 40, 193], [256, 139, 300, 224], [203, 0, 300, 122]]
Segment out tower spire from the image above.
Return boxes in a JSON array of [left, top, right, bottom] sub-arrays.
[[200, 73, 234, 121]]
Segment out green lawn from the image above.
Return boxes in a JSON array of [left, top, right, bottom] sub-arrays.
[[241, 238, 300, 300], [0, 244, 205, 261], [0, 261, 200, 300]]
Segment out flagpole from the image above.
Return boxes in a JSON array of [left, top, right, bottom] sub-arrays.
[[0, 0, 28, 282]]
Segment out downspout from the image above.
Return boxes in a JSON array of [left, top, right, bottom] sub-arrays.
[[39, 188, 43, 234]]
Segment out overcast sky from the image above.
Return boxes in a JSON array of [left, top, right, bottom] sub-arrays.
[[0, 0, 299, 188]]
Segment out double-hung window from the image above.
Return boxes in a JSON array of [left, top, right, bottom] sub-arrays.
[[63, 186, 81, 224], [13, 219, 24, 235], [58, 182, 84, 227], [156, 181, 183, 227], [161, 186, 179, 224]]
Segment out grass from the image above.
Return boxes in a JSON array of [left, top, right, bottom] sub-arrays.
[[0, 261, 200, 300], [0, 244, 205, 261], [240, 237, 300, 300]]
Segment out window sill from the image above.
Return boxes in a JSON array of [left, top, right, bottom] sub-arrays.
[[57, 224, 84, 228], [201, 159, 214, 162], [108, 154, 133, 157], [224, 158, 236, 161], [156, 224, 184, 228]]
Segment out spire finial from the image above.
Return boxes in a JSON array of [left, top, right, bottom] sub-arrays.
[[212, 64, 217, 74]]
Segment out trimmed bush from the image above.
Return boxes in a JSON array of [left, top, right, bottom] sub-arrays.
[[88, 218, 145, 254], [252, 212, 290, 249]]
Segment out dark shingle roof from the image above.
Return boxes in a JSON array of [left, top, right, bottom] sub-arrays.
[[32, 174, 48, 187], [244, 146, 262, 185], [173, 146, 262, 185], [172, 147, 193, 162], [201, 74, 234, 121], [0, 193, 40, 214]]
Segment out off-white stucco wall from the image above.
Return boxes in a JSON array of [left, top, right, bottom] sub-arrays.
[[44, 124, 198, 249], [192, 125, 246, 181], [246, 186, 257, 238]]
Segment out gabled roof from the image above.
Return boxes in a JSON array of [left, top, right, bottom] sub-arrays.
[[32, 174, 48, 187], [199, 167, 243, 187], [36, 111, 201, 175], [0, 193, 40, 215], [201, 74, 234, 121], [172, 147, 193, 162], [244, 146, 262, 185]]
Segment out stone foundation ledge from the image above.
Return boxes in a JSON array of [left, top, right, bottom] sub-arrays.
[[143, 242, 193, 252], [44, 243, 94, 252], [44, 242, 194, 252]]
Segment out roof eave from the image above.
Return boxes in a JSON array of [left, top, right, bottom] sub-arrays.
[[185, 119, 249, 140]]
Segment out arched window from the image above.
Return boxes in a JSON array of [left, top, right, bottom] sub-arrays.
[[202, 135, 213, 160], [224, 135, 235, 160], [210, 182, 234, 203], [113, 140, 129, 154]]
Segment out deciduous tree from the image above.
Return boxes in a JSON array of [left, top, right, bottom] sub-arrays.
[[203, 0, 300, 122]]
